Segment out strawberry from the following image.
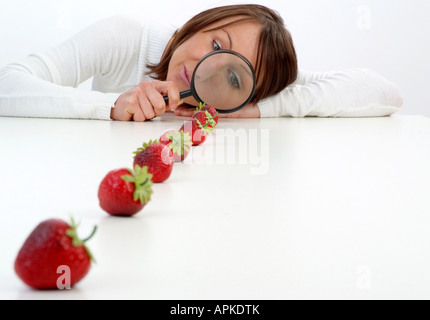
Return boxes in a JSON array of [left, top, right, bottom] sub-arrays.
[[160, 129, 192, 162], [192, 110, 217, 129], [14, 217, 96, 290], [98, 165, 153, 216], [194, 102, 218, 127], [180, 115, 213, 146], [133, 139, 174, 183]]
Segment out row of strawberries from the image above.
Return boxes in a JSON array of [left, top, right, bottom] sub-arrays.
[[98, 103, 218, 215], [14, 103, 219, 289]]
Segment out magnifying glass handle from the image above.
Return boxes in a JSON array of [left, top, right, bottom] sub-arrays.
[[164, 89, 192, 104]]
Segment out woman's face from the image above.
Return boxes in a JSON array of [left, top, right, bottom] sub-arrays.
[[166, 17, 262, 107]]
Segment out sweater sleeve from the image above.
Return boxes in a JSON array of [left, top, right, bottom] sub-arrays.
[[0, 15, 146, 120], [257, 68, 404, 118]]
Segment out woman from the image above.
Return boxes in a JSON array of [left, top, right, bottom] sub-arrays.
[[0, 4, 403, 121]]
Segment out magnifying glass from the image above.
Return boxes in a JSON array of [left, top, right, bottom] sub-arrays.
[[164, 50, 256, 114]]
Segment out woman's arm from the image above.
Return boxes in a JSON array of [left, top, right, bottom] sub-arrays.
[[0, 15, 146, 120], [257, 68, 404, 118]]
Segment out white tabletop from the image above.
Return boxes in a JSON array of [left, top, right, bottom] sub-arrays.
[[1, 113, 430, 300]]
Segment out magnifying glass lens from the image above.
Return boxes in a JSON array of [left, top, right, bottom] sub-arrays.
[[192, 51, 255, 112], [164, 50, 256, 113]]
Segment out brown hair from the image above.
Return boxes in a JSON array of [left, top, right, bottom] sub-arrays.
[[146, 4, 298, 103]]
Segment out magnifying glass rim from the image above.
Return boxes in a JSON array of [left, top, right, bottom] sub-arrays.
[[190, 49, 256, 114]]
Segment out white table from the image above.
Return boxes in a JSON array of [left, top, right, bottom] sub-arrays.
[[1, 114, 430, 300]]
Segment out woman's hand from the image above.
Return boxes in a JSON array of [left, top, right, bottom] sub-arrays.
[[111, 80, 181, 121], [173, 102, 261, 118]]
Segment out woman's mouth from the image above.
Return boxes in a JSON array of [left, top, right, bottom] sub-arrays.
[[179, 66, 191, 87]]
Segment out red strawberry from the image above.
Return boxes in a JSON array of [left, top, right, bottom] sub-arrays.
[[180, 115, 213, 146], [133, 139, 174, 183], [160, 129, 192, 162], [98, 165, 153, 216], [194, 103, 218, 127], [14, 217, 96, 290], [202, 106, 218, 127], [192, 110, 217, 129]]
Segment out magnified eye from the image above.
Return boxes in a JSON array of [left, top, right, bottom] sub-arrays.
[[229, 71, 240, 89]]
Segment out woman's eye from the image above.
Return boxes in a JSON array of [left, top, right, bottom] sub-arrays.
[[213, 40, 221, 51], [229, 71, 240, 89]]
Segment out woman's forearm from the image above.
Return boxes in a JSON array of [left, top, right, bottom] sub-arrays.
[[0, 15, 146, 120], [0, 63, 119, 120], [257, 68, 404, 118]]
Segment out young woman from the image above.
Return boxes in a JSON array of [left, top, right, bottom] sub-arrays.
[[0, 4, 403, 121]]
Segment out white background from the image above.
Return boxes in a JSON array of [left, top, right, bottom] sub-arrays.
[[1, 0, 429, 117]]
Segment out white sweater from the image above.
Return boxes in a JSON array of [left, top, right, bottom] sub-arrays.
[[0, 15, 403, 120]]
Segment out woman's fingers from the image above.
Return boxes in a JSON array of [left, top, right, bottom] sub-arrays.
[[111, 80, 181, 121], [152, 80, 181, 111], [110, 100, 134, 121], [143, 85, 167, 118], [131, 98, 148, 122]]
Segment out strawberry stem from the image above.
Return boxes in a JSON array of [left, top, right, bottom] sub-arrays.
[[66, 217, 97, 263], [82, 225, 98, 243], [122, 165, 154, 204], [140, 178, 149, 187]]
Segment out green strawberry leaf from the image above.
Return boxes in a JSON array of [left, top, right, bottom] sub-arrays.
[[182, 132, 192, 152], [121, 165, 153, 204], [195, 118, 214, 136], [121, 174, 135, 182], [193, 102, 206, 114], [133, 165, 154, 204], [200, 125, 213, 136], [65, 217, 97, 263], [133, 139, 159, 155], [168, 130, 192, 155], [204, 110, 217, 127]]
